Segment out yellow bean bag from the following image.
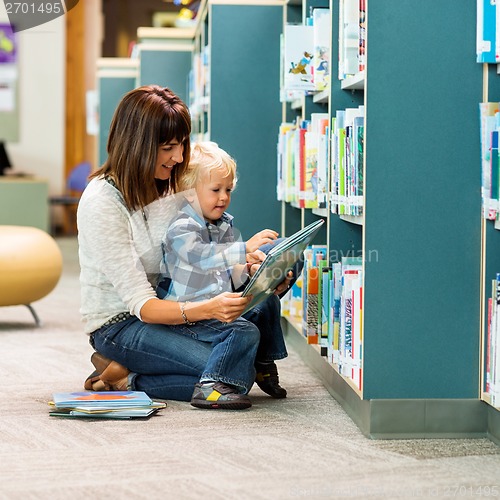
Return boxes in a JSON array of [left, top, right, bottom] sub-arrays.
[[0, 225, 63, 325]]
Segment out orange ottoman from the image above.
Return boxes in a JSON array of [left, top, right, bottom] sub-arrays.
[[0, 225, 63, 326]]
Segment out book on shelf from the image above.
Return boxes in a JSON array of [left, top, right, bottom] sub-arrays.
[[330, 106, 364, 217], [283, 24, 315, 92], [277, 116, 330, 210], [306, 113, 329, 210], [476, 0, 498, 63], [288, 269, 304, 320], [305, 265, 320, 344], [338, 0, 360, 79], [328, 261, 343, 365], [317, 121, 329, 210], [350, 268, 363, 389], [318, 262, 331, 343], [338, 257, 363, 388], [486, 275, 500, 408], [331, 110, 346, 214], [312, 7, 331, 92], [241, 219, 325, 314], [479, 102, 500, 220], [492, 130, 500, 215], [297, 121, 308, 208], [49, 391, 167, 419], [277, 122, 295, 201], [301, 244, 328, 344], [358, 0, 366, 72], [304, 128, 319, 209]]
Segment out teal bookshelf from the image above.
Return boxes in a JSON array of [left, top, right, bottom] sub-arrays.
[[191, 0, 284, 239], [278, 0, 500, 442], [135, 27, 194, 103], [96, 58, 139, 168]]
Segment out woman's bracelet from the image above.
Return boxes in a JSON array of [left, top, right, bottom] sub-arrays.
[[180, 301, 196, 325]]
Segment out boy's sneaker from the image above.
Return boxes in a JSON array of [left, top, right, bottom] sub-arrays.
[[255, 361, 287, 399], [190, 382, 252, 410]]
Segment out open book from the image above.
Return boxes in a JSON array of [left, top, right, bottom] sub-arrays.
[[242, 219, 325, 314]]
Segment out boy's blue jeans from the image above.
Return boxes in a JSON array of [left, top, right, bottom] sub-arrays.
[[90, 294, 287, 401]]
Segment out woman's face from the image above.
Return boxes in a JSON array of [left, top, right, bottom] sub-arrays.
[[154, 140, 184, 180]]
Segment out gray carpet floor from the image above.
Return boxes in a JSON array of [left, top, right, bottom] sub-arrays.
[[1, 237, 500, 499]]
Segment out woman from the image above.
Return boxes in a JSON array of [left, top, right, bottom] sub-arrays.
[[77, 85, 291, 410]]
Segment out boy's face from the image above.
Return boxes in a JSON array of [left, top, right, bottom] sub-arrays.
[[195, 168, 234, 224]]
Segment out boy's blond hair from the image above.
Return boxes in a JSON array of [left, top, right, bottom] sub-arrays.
[[179, 141, 237, 192]]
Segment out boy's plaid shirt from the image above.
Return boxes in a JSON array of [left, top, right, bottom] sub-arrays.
[[159, 201, 247, 301]]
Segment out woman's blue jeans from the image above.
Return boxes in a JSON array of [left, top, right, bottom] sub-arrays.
[[90, 294, 288, 401]]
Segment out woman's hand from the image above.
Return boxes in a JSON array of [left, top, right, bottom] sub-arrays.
[[246, 229, 278, 253], [209, 292, 252, 323]]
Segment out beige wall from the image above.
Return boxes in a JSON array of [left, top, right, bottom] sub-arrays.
[[0, 1, 102, 196], [0, 4, 65, 196]]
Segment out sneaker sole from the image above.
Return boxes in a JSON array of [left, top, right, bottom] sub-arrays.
[[190, 399, 252, 410]]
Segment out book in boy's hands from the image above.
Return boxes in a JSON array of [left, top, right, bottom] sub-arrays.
[[49, 391, 166, 419], [241, 219, 325, 314]]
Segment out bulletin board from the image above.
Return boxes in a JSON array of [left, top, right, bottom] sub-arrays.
[[0, 23, 19, 142]]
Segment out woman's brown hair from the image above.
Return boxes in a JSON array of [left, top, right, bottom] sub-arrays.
[[91, 85, 191, 211]]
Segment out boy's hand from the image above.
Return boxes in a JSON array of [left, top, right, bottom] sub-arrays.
[[246, 229, 278, 253], [246, 249, 266, 265]]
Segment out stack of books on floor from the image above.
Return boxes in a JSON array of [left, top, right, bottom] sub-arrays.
[[48, 391, 166, 419]]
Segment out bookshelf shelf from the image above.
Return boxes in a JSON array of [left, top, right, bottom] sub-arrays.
[[341, 71, 365, 90], [313, 89, 329, 103], [339, 214, 363, 225], [312, 207, 328, 217]]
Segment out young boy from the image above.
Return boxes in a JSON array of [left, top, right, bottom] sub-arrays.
[[158, 141, 288, 409], [158, 141, 276, 301]]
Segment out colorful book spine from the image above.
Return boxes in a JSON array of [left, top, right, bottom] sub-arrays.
[[298, 122, 308, 208], [339, 257, 363, 379], [330, 261, 343, 365], [317, 122, 329, 209], [304, 129, 319, 209], [476, 0, 497, 63], [277, 123, 295, 202], [479, 102, 500, 219], [350, 270, 363, 389], [319, 264, 332, 344], [358, 0, 366, 72], [492, 273, 500, 406], [492, 130, 499, 211], [305, 266, 320, 344]]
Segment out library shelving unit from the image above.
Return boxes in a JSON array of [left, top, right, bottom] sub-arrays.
[[189, 0, 284, 238], [481, 63, 500, 437], [97, 28, 194, 168], [134, 27, 195, 104], [96, 58, 139, 167], [278, 0, 500, 442]]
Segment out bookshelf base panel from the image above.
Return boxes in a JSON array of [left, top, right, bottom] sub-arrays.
[[284, 320, 500, 442]]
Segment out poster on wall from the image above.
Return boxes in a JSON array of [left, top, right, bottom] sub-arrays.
[[0, 23, 16, 63], [0, 23, 17, 112]]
